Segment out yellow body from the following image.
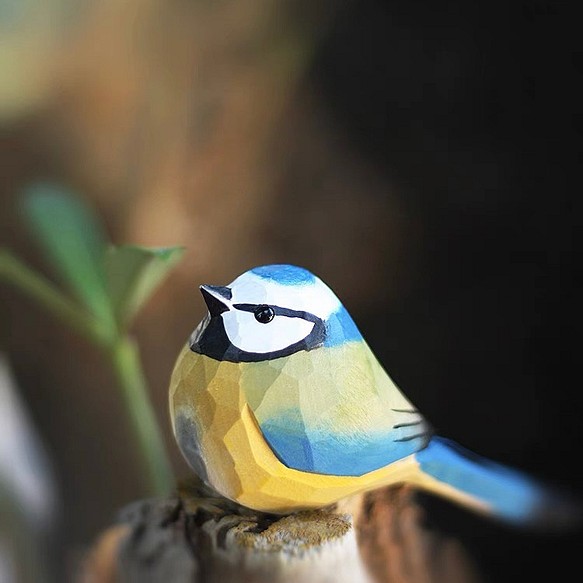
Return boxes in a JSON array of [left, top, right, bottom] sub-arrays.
[[169, 344, 485, 514]]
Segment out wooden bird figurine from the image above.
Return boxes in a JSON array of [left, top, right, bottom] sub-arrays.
[[169, 264, 579, 528]]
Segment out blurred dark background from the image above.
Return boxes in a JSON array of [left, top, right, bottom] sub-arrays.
[[1, 0, 581, 581]]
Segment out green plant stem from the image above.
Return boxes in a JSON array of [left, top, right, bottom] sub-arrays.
[[0, 249, 107, 344], [108, 336, 174, 496], [1, 248, 174, 497]]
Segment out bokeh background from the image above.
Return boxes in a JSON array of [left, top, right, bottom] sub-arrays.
[[1, 0, 581, 581]]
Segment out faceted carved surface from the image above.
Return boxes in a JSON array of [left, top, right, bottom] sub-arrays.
[[169, 343, 430, 513]]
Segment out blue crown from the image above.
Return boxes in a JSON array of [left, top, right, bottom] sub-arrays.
[[251, 264, 316, 286]]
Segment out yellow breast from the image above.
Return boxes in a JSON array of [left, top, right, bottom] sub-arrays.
[[169, 345, 421, 513]]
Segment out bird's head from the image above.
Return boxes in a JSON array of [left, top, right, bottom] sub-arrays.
[[189, 264, 362, 362]]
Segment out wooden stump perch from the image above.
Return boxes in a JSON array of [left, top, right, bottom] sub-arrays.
[[81, 480, 482, 583]]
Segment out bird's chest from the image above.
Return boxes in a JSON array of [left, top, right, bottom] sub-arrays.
[[170, 348, 246, 438]]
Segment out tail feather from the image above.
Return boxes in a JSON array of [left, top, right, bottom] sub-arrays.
[[410, 436, 582, 530]]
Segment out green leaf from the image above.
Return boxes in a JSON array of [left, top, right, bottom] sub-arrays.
[[0, 248, 107, 344], [21, 182, 115, 335], [105, 245, 185, 327]]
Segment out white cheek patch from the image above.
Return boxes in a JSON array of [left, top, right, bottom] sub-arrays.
[[221, 310, 315, 354]]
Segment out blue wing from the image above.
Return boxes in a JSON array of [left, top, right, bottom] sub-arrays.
[[259, 409, 431, 476]]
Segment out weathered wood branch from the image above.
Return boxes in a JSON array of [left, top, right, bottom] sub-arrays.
[[80, 479, 483, 583]]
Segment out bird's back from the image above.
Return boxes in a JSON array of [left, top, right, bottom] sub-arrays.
[[242, 339, 431, 476]]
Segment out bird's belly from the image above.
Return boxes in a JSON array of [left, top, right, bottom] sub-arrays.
[[169, 347, 421, 513]]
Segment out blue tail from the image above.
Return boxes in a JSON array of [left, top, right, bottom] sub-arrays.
[[413, 436, 582, 529]]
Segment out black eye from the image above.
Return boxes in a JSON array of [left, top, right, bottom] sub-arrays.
[[254, 305, 275, 324]]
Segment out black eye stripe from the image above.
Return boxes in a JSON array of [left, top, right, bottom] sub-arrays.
[[192, 303, 326, 362], [232, 303, 320, 322]]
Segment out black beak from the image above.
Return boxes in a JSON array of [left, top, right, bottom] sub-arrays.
[[199, 285, 231, 316]]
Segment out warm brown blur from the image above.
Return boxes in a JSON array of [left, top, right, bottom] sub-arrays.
[[0, 0, 406, 569], [1, 1, 580, 581]]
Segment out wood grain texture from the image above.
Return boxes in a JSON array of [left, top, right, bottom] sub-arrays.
[[79, 480, 482, 583]]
